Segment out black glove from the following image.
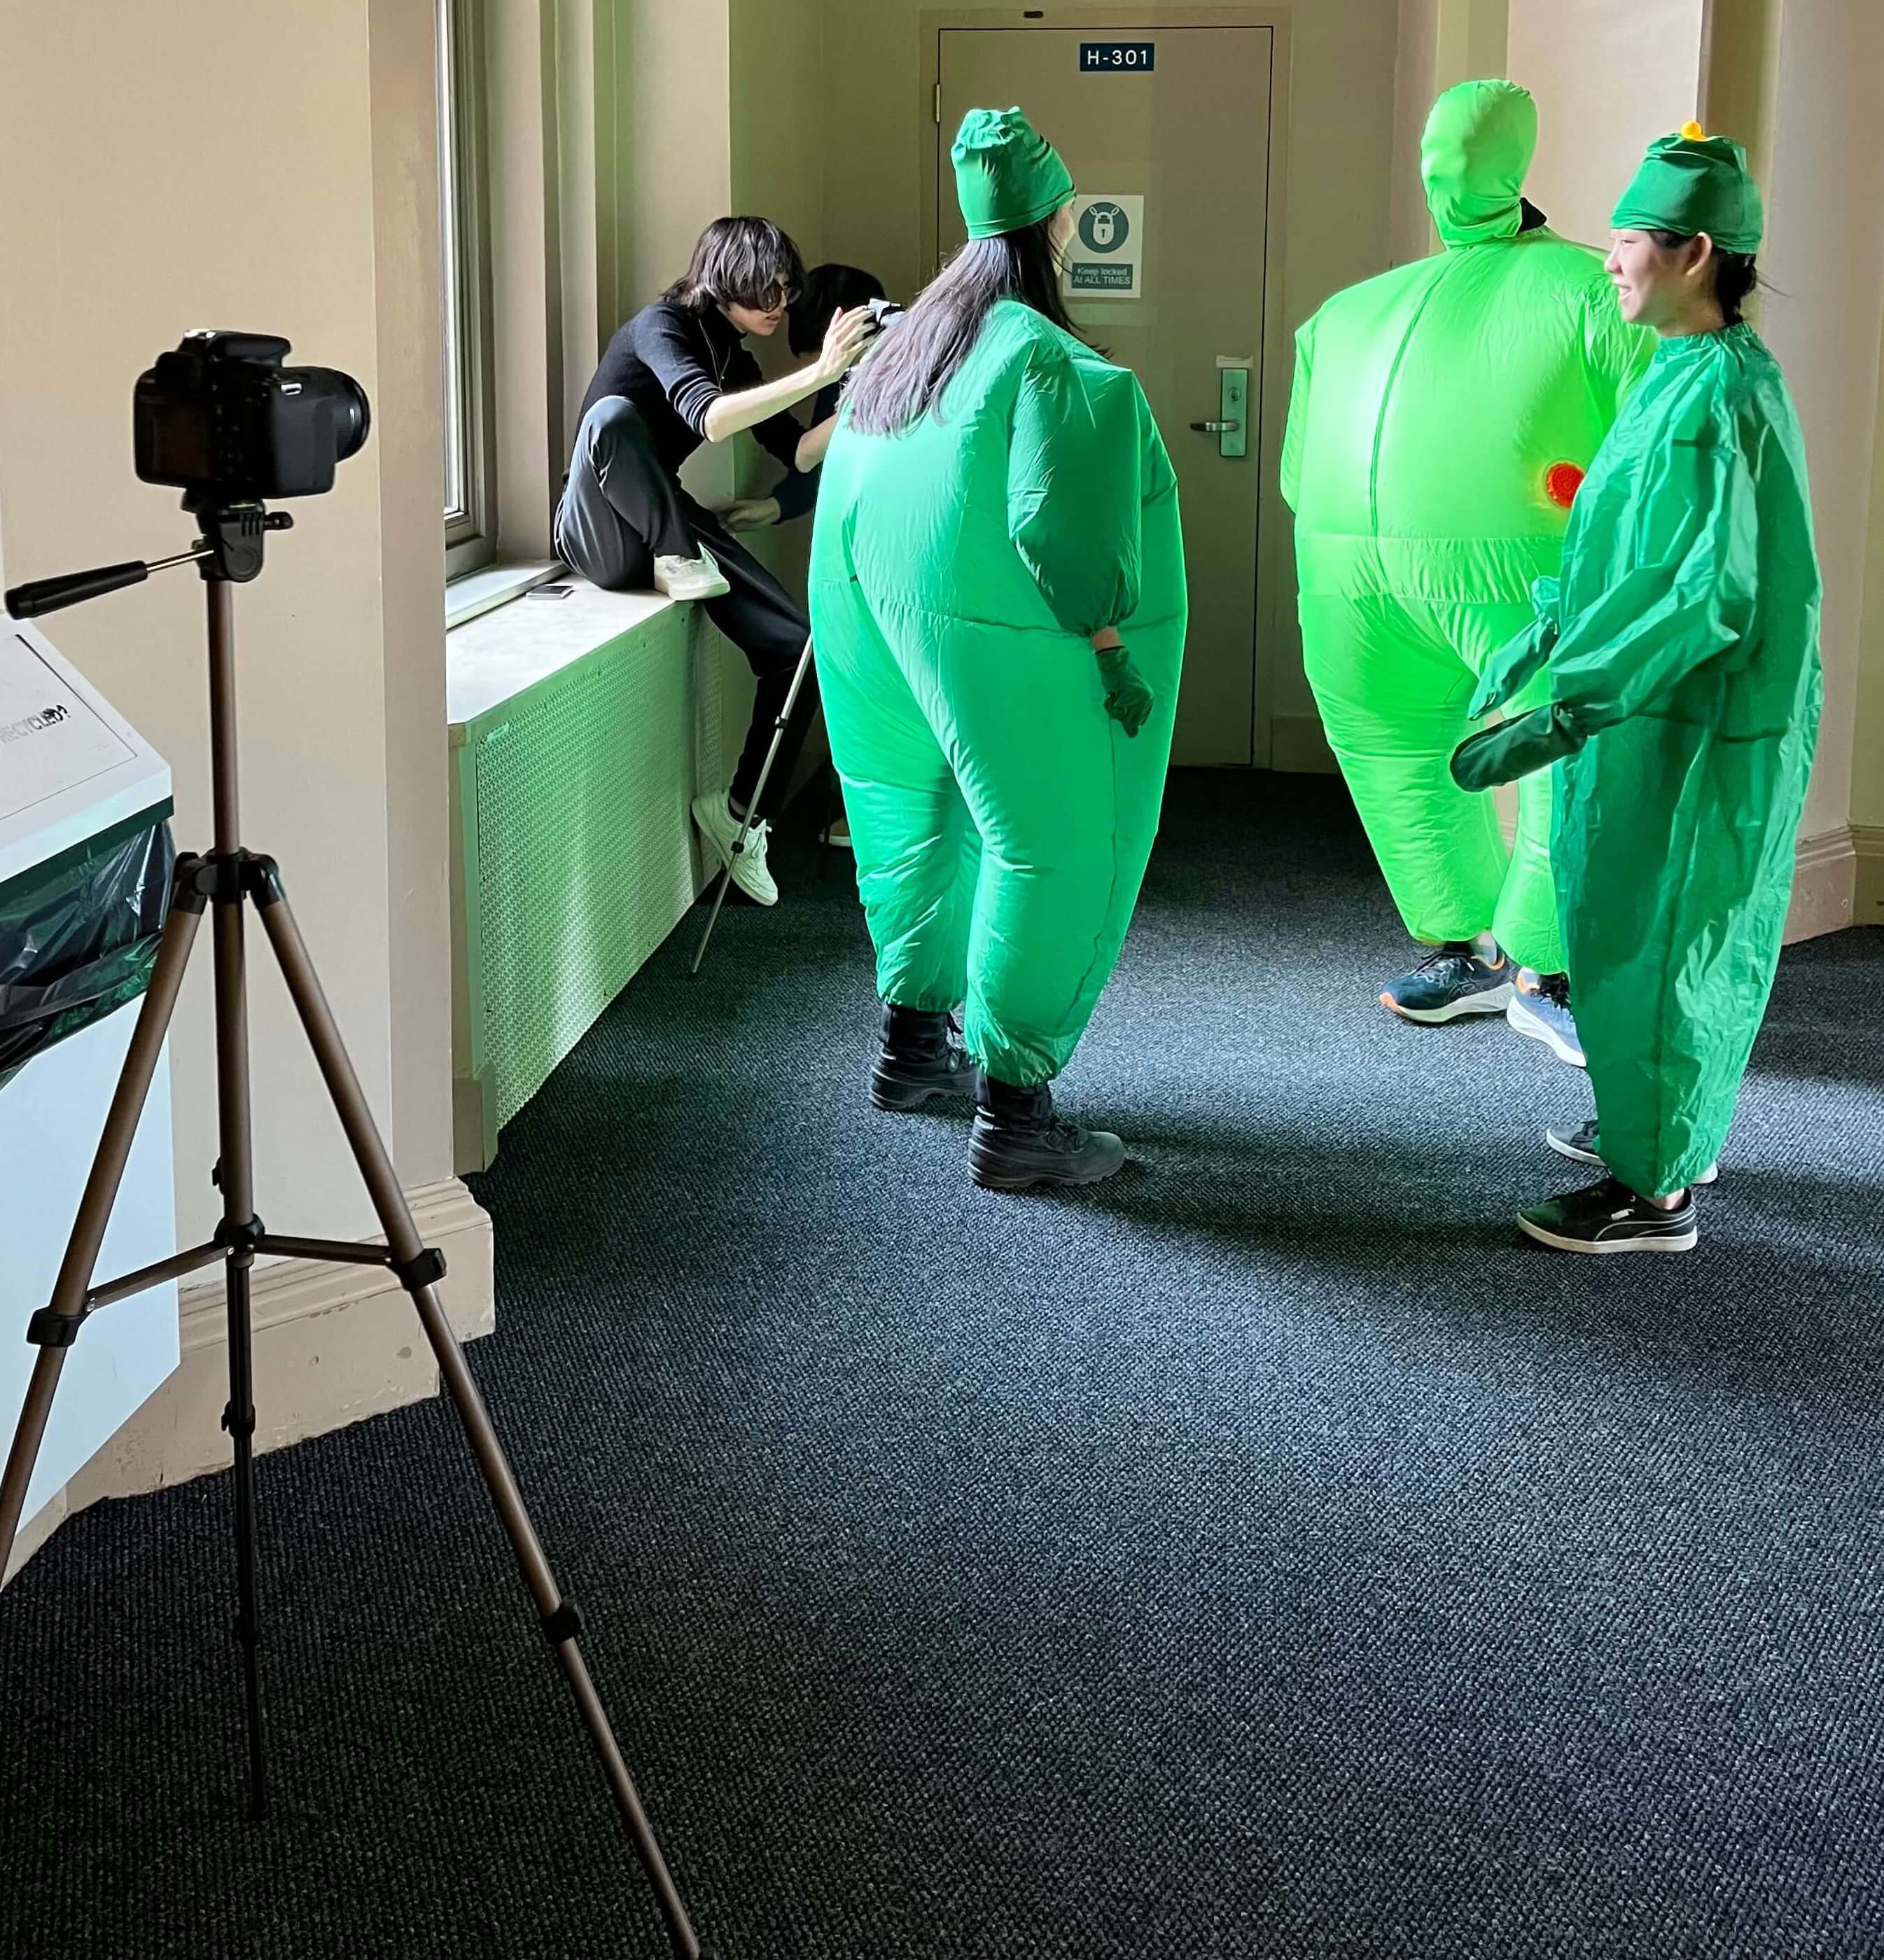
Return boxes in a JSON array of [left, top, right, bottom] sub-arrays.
[[1450, 704, 1582, 790], [1094, 645, 1154, 737]]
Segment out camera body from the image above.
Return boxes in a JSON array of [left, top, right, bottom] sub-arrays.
[[134, 331, 371, 504], [867, 297, 905, 328]]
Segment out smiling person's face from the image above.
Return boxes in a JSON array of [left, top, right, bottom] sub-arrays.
[[1605, 228, 1715, 332]]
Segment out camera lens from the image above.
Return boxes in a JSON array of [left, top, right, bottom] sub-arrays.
[[278, 364, 370, 462], [291, 368, 372, 461]]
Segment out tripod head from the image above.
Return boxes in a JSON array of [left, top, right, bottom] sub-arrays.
[[4, 501, 295, 622]]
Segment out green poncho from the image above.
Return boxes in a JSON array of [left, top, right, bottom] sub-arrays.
[[1455, 325, 1822, 1195], [809, 300, 1185, 1085], [1282, 80, 1653, 971]]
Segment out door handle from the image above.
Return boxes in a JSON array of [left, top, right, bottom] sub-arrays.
[[1196, 367, 1250, 458]]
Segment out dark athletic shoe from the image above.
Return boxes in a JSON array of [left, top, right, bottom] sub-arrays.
[[1518, 1175, 1698, 1256], [969, 1076, 1126, 1191], [870, 1005, 977, 1112], [1508, 968, 1586, 1066], [1381, 943, 1514, 1023], [1546, 1119, 1719, 1186]]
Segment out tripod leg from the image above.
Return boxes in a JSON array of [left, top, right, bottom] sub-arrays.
[[250, 872, 704, 1960], [210, 879, 269, 1821], [0, 870, 205, 1578], [690, 636, 815, 980]]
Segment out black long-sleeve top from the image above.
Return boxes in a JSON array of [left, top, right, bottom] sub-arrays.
[[577, 300, 811, 488], [770, 382, 842, 523]]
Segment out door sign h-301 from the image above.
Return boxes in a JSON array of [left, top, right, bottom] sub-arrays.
[[1064, 194, 1145, 298]]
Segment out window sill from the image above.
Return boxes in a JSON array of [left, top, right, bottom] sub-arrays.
[[445, 578, 678, 732], [445, 559, 563, 630]]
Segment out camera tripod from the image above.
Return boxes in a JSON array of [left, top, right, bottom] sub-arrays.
[[0, 505, 707, 1959], [688, 636, 821, 978]]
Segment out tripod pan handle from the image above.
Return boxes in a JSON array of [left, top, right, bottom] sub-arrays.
[[6, 560, 151, 619]]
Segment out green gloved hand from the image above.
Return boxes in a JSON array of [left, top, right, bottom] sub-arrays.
[[1469, 614, 1558, 718], [1450, 703, 1583, 790], [1094, 644, 1154, 737]]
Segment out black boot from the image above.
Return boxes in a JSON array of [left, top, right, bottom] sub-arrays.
[[968, 1074, 1126, 1191], [871, 1003, 977, 1111]]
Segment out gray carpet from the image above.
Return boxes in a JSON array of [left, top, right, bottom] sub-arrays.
[[4, 770, 1882, 1959]]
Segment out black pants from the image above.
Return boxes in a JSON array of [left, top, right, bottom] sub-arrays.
[[553, 395, 816, 820]]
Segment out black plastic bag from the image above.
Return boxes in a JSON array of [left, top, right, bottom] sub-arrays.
[[0, 815, 175, 1089]]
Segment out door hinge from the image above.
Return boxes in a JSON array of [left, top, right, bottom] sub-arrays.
[[934, 83, 942, 125]]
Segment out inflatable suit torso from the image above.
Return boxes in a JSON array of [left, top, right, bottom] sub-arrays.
[[809, 300, 1187, 1087], [1467, 325, 1822, 1196], [1282, 80, 1653, 973]]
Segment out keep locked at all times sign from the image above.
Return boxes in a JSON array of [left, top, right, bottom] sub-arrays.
[[1063, 194, 1147, 300]]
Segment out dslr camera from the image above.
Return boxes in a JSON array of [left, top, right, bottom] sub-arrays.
[[134, 331, 372, 505]]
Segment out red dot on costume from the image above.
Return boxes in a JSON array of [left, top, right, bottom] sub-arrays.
[[1545, 461, 1585, 509]]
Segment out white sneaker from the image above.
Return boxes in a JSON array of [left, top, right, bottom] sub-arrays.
[[653, 548, 731, 602], [821, 816, 852, 849], [691, 788, 779, 906]]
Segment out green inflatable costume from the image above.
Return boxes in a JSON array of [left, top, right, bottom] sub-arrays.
[[1282, 80, 1653, 974], [1454, 133, 1822, 1201], [810, 112, 1186, 1090]]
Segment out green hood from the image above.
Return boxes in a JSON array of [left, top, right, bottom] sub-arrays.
[[1421, 80, 1537, 246]]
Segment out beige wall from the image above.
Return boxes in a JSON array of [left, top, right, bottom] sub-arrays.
[[1389, 0, 1441, 266], [1508, 0, 1703, 249], [373, 0, 457, 1181], [1858, 325, 1884, 840], [732, 0, 828, 265], [1745, 0, 1884, 843], [1699, 0, 1782, 191]]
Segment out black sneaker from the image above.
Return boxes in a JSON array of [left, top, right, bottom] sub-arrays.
[[969, 1076, 1126, 1191], [1381, 943, 1514, 1023], [870, 1004, 977, 1111], [1508, 969, 1585, 1066], [1517, 1176, 1698, 1256], [1546, 1120, 1719, 1186]]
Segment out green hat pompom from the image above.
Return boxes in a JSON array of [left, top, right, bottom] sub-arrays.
[[952, 106, 1075, 240], [1611, 127, 1764, 253]]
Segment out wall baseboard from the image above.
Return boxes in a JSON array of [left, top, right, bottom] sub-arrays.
[[1786, 825, 1859, 943], [6, 1176, 494, 1585], [1855, 824, 1884, 927]]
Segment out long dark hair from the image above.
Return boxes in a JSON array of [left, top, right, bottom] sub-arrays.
[[1647, 228, 1759, 326], [788, 263, 886, 358], [845, 218, 1083, 436], [664, 216, 806, 314]]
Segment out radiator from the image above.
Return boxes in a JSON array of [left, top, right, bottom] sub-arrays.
[[448, 589, 720, 1170]]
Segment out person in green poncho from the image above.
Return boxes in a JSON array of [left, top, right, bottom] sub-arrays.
[[1453, 127, 1822, 1254], [1283, 80, 1652, 1050], [809, 108, 1185, 1191]]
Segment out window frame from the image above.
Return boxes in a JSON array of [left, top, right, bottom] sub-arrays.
[[440, 0, 498, 581]]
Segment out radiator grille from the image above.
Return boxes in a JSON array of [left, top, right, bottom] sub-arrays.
[[470, 611, 717, 1131]]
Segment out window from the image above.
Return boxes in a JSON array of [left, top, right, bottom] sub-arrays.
[[439, 0, 496, 579]]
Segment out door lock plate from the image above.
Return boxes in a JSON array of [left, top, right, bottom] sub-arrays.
[[1217, 366, 1248, 459]]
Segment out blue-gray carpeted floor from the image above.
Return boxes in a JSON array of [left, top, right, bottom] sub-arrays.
[[4, 770, 1883, 1958]]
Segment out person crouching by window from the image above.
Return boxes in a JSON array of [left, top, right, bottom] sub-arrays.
[[555, 216, 876, 905], [713, 263, 891, 537]]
